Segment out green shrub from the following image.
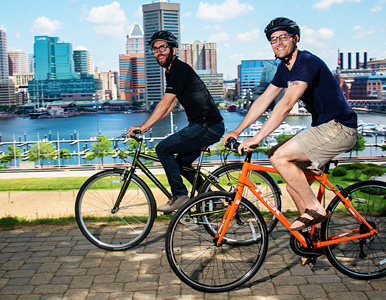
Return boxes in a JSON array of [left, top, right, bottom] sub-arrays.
[[332, 166, 347, 177], [0, 165, 6, 169]]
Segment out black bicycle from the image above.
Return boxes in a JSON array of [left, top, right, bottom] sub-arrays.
[[75, 133, 282, 250]]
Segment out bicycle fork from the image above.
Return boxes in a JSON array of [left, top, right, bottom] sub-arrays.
[[111, 167, 135, 213], [214, 164, 251, 246]]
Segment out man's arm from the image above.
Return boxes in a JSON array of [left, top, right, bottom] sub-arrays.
[[127, 93, 177, 135], [223, 84, 283, 143], [240, 80, 308, 151]]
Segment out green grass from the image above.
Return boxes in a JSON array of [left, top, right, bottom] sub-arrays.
[[0, 174, 172, 192]]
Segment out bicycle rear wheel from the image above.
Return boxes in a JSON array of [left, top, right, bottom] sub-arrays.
[[322, 180, 386, 279], [75, 169, 156, 251], [165, 191, 268, 293], [200, 162, 281, 235]]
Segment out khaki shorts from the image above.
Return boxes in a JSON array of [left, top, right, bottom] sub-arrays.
[[292, 120, 358, 170]]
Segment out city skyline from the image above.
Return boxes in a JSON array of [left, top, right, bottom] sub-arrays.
[[1, 0, 386, 79]]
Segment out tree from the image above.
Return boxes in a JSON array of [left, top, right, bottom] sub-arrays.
[[84, 135, 113, 165], [276, 133, 294, 143], [27, 142, 57, 166], [351, 133, 366, 157], [58, 148, 72, 166], [0, 145, 22, 166]]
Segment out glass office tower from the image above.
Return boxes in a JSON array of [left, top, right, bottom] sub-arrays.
[[142, 1, 180, 109], [73, 46, 90, 76], [33, 36, 77, 80]]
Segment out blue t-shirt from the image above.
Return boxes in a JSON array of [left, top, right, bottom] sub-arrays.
[[271, 50, 357, 128]]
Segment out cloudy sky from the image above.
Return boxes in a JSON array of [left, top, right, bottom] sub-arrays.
[[1, 0, 385, 79]]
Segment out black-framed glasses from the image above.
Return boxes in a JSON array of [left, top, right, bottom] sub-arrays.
[[152, 45, 172, 54], [269, 33, 293, 44]]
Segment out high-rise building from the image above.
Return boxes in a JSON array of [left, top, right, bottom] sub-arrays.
[[95, 71, 119, 100], [33, 36, 77, 80], [120, 23, 146, 103], [119, 54, 145, 102], [238, 60, 281, 98], [180, 41, 217, 74], [0, 27, 9, 82], [126, 24, 144, 55], [73, 46, 90, 76], [29, 36, 100, 103], [0, 26, 16, 106], [8, 49, 29, 75], [142, 1, 180, 109], [196, 70, 224, 100], [28, 54, 34, 73]]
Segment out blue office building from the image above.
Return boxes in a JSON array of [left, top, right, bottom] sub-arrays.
[[238, 60, 281, 99], [29, 36, 100, 103]]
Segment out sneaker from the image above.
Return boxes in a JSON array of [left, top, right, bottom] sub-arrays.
[[157, 195, 190, 213]]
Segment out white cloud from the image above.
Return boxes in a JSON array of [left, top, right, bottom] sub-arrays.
[[230, 53, 244, 63], [31, 16, 63, 35], [182, 12, 193, 17], [352, 25, 377, 39], [86, 1, 128, 40], [301, 26, 335, 49], [15, 30, 22, 40], [371, 0, 386, 12], [196, 0, 253, 22], [371, 5, 382, 12], [236, 29, 260, 43], [208, 31, 230, 43], [313, 0, 361, 10], [134, 6, 142, 19]]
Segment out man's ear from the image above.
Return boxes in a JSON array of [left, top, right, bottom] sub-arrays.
[[173, 47, 177, 56], [294, 35, 300, 43]]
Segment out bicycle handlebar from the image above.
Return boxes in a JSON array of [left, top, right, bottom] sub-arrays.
[[225, 137, 257, 153]]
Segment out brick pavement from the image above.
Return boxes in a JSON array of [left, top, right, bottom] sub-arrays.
[[0, 222, 385, 300]]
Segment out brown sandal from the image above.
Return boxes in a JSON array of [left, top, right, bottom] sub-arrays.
[[290, 208, 330, 231]]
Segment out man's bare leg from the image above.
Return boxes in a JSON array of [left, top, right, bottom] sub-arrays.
[[269, 138, 327, 223]]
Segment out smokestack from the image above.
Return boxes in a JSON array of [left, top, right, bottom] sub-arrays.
[[356, 52, 360, 69], [339, 52, 344, 69], [364, 52, 368, 69], [348, 52, 352, 69]]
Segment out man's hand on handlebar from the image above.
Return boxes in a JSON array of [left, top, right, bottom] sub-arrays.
[[224, 135, 259, 155], [127, 126, 142, 137], [223, 130, 240, 146]]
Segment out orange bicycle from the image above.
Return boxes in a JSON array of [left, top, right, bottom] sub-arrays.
[[165, 139, 386, 292]]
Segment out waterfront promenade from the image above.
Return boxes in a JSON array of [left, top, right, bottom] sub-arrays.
[[1, 221, 385, 300], [1, 159, 386, 299]]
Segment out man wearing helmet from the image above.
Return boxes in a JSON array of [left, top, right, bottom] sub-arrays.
[[128, 30, 224, 213], [224, 18, 357, 242]]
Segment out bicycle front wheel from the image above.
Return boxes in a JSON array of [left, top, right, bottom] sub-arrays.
[[322, 180, 386, 279], [200, 163, 281, 234], [165, 191, 268, 293], [75, 169, 156, 251]]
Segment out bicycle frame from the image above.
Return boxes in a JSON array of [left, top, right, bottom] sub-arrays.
[[215, 158, 379, 249], [111, 136, 224, 212]]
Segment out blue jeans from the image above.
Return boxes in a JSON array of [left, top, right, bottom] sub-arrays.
[[156, 122, 225, 196]]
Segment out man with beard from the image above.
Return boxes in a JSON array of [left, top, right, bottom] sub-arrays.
[[127, 30, 224, 213], [223, 17, 357, 264]]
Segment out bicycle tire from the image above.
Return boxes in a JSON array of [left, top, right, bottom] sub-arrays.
[[165, 191, 268, 293], [322, 180, 386, 279], [200, 163, 281, 235], [75, 169, 156, 251]]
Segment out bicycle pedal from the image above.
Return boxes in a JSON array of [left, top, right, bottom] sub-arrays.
[[163, 211, 173, 216], [301, 226, 312, 232]]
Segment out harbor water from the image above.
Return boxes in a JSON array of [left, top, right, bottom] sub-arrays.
[[0, 110, 384, 167]]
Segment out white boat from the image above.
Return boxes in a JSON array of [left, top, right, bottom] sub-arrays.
[[357, 121, 386, 136]]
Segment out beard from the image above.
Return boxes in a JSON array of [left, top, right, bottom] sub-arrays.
[[156, 50, 174, 68]]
